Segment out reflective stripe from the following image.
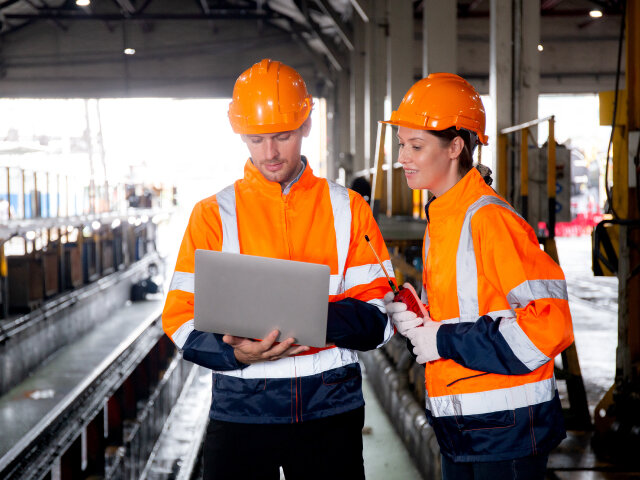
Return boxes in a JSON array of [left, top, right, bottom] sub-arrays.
[[421, 286, 428, 304], [172, 319, 195, 349], [439, 309, 516, 324], [329, 275, 343, 296], [169, 271, 194, 293], [507, 279, 568, 308], [426, 377, 556, 417], [367, 297, 385, 313], [328, 180, 351, 294], [344, 260, 394, 292], [486, 309, 517, 321], [499, 317, 551, 370], [216, 347, 359, 379], [377, 317, 394, 347], [217, 185, 240, 253], [456, 195, 519, 321]]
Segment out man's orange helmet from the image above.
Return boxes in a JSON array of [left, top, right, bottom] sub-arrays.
[[228, 59, 313, 135], [382, 73, 488, 145]]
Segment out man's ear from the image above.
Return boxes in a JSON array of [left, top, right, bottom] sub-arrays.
[[301, 116, 312, 137]]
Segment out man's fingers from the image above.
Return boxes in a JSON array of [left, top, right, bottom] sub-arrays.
[[286, 345, 310, 356], [262, 329, 281, 349], [268, 337, 296, 357], [222, 335, 243, 346]]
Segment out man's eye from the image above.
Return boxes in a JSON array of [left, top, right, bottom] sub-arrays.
[[412, 146, 421, 151], [398, 143, 404, 148], [278, 135, 291, 141]]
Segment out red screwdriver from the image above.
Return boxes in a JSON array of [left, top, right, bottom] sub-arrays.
[[364, 235, 430, 319]]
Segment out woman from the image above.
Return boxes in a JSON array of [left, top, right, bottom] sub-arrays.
[[382, 73, 574, 479]]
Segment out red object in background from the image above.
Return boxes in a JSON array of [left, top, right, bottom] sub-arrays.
[[539, 211, 603, 237]]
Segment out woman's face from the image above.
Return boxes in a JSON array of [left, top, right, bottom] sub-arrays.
[[396, 126, 463, 196]]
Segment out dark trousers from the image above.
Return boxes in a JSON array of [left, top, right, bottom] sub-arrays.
[[441, 453, 549, 480], [203, 406, 365, 480]]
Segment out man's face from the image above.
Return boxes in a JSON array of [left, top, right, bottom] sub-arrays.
[[241, 118, 311, 187]]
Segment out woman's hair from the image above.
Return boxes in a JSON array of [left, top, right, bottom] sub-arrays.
[[428, 127, 493, 186]]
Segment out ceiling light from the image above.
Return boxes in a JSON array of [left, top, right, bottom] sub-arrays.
[[124, 48, 136, 55], [589, 9, 603, 18], [537, 44, 544, 52], [76, 0, 90, 6]]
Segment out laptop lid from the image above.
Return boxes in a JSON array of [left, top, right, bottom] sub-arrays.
[[194, 249, 330, 348]]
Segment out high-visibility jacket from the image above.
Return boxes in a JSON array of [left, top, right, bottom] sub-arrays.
[[162, 159, 394, 424], [422, 167, 574, 462]]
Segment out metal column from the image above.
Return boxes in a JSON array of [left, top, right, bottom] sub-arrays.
[[387, 0, 413, 216], [422, 0, 456, 76], [490, 0, 514, 192]]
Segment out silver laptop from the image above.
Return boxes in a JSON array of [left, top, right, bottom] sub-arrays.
[[194, 249, 330, 348]]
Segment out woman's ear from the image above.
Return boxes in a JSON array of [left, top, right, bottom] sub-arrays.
[[449, 136, 465, 159]]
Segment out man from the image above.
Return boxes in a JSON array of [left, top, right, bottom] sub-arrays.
[[162, 58, 394, 480]]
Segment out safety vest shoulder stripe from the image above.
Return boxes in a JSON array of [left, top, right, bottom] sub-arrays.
[[507, 279, 568, 308], [217, 184, 240, 253], [426, 376, 556, 417], [498, 317, 551, 370], [216, 347, 359, 379], [457, 195, 520, 320], [343, 260, 394, 292], [169, 271, 194, 293], [327, 180, 351, 287], [172, 318, 195, 349]]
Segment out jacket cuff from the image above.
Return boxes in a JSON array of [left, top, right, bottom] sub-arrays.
[[436, 323, 456, 359]]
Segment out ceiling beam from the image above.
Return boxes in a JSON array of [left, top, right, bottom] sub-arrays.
[[313, 0, 354, 51], [291, 0, 346, 71], [349, 0, 369, 22]]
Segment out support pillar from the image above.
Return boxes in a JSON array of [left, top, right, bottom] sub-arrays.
[[422, 0, 457, 76], [364, 0, 387, 177], [387, 0, 414, 215], [350, 14, 367, 178], [490, 0, 514, 190]]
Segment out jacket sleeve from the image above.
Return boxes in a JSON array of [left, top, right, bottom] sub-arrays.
[[161, 198, 248, 371], [436, 205, 574, 375], [325, 191, 395, 351]]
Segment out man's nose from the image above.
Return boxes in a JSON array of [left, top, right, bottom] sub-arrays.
[[265, 139, 279, 160]]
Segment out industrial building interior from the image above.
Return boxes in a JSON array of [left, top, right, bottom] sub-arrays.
[[0, 0, 639, 479]]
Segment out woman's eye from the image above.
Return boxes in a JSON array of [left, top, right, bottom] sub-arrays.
[[412, 146, 421, 151], [398, 143, 404, 148]]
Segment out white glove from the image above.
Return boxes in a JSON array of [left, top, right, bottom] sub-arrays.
[[406, 321, 441, 364], [383, 291, 424, 336]]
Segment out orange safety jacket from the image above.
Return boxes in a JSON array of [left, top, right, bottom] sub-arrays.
[[421, 167, 574, 462], [162, 159, 394, 423]]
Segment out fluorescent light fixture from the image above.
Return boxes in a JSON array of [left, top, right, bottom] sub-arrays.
[[537, 44, 544, 52], [589, 9, 603, 18], [124, 48, 136, 55], [76, 0, 90, 6]]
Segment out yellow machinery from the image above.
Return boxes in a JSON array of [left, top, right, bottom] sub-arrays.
[[591, 0, 640, 463]]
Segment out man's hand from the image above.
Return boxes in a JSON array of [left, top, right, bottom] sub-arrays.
[[222, 329, 310, 365]]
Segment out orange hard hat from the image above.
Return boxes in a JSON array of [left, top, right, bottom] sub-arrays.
[[228, 59, 313, 135], [381, 72, 488, 145]]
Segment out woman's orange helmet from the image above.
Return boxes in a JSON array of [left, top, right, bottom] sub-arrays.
[[228, 59, 313, 135], [381, 72, 488, 145]]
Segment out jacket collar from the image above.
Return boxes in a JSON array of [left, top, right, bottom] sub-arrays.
[[426, 167, 486, 224], [242, 156, 315, 195]]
